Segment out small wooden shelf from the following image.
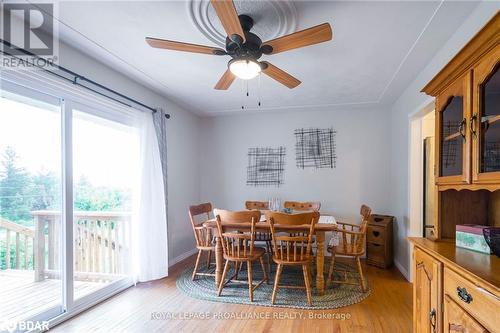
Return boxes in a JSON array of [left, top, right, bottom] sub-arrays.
[[438, 183, 500, 191], [366, 215, 393, 268], [482, 114, 500, 126], [443, 131, 462, 141]]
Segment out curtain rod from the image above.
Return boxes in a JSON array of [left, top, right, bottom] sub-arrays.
[[0, 39, 170, 119]]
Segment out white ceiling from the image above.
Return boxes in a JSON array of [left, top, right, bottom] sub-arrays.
[[52, 1, 479, 115]]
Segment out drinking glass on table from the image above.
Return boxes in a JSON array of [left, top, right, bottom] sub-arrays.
[[268, 198, 282, 212]]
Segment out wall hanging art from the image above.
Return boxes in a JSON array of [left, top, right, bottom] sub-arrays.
[[295, 128, 337, 169], [246, 147, 286, 187]]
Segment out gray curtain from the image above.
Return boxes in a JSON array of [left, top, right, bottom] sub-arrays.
[[152, 108, 168, 222]]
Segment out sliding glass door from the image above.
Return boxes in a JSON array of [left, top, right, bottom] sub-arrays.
[[0, 86, 64, 325], [0, 82, 137, 330], [72, 107, 137, 301]]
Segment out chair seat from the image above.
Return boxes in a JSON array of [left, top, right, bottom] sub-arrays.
[[224, 247, 266, 261], [197, 245, 215, 251]]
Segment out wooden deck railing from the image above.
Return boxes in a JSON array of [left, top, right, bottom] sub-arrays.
[[0, 218, 35, 270], [1, 211, 131, 282]]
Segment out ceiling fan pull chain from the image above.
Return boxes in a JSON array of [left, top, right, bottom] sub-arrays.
[[246, 80, 249, 97], [258, 73, 262, 107], [241, 79, 245, 110]]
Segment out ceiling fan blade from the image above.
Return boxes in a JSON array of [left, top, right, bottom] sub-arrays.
[[214, 69, 236, 90], [261, 62, 301, 89], [145, 37, 225, 55], [262, 23, 332, 54], [210, 0, 246, 42]]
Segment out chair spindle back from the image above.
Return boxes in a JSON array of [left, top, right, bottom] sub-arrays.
[[188, 202, 213, 248], [245, 201, 269, 210], [339, 205, 372, 255], [283, 201, 321, 212], [214, 209, 261, 259], [267, 212, 319, 263]]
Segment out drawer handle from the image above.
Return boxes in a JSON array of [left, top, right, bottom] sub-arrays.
[[457, 287, 473, 304], [429, 308, 436, 333], [372, 231, 380, 237]]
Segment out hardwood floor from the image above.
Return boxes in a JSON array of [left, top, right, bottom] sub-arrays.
[[52, 255, 412, 333]]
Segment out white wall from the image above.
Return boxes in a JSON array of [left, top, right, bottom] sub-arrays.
[[389, 3, 499, 278], [57, 42, 201, 263], [199, 107, 392, 223]]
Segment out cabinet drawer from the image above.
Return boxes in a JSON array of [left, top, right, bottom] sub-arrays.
[[366, 242, 385, 259], [367, 225, 385, 245], [444, 267, 499, 332], [444, 295, 488, 333]]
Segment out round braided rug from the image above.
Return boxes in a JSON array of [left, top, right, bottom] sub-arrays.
[[176, 261, 370, 309]]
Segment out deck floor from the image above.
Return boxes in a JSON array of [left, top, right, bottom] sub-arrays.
[[0, 270, 108, 323]]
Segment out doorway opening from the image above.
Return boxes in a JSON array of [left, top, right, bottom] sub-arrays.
[[408, 101, 435, 281]]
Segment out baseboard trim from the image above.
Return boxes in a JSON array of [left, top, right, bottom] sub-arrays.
[[394, 259, 410, 281], [169, 248, 198, 267]]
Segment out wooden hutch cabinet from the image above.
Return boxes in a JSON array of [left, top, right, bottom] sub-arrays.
[[424, 14, 500, 189], [411, 12, 500, 333]]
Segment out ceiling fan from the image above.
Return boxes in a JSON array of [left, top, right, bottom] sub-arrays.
[[146, 0, 333, 90]]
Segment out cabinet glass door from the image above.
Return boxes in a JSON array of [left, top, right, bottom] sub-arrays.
[[473, 46, 500, 183], [480, 66, 500, 172], [436, 74, 471, 184], [440, 96, 465, 177]]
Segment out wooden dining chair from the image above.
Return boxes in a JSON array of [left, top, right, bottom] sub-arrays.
[[326, 204, 372, 292], [245, 201, 273, 272], [266, 211, 320, 306], [283, 201, 320, 242], [188, 202, 216, 280], [214, 209, 268, 302], [245, 201, 269, 210], [283, 201, 321, 212]]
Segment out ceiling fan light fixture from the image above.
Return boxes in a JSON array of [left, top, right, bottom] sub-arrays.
[[229, 58, 261, 80]]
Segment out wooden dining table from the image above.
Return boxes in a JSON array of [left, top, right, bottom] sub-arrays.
[[203, 218, 338, 296]]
